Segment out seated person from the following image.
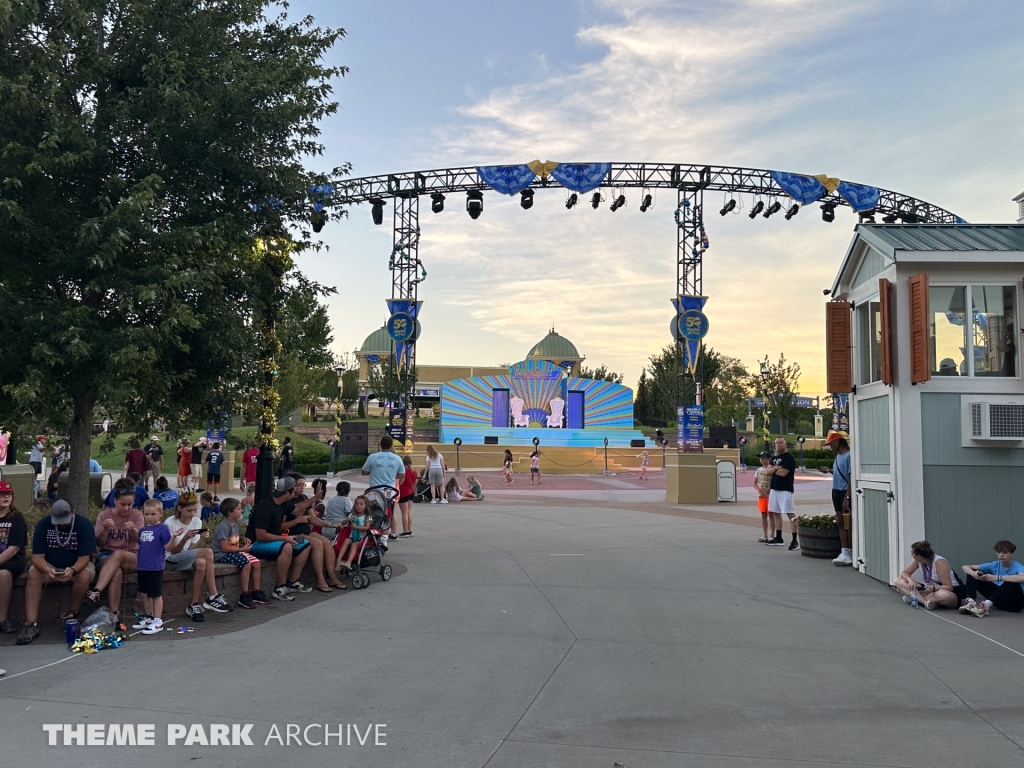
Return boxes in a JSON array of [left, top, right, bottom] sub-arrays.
[[89, 486, 144, 628], [152, 475, 179, 511], [17, 500, 97, 645], [894, 540, 961, 610], [244, 477, 312, 601], [323, 481, 353, 542], [0, 481, 29, 635], [282, 473, 345, 592], [213, 498, 267, 608], [199, 491, 220, 521], [961, 540, 1024, 617], [164, 493, 233, 622], [337, 495, 372, 572], [465, 475, 484, 500], [444, 477, 479, 503], [104, 474, 149, 509]]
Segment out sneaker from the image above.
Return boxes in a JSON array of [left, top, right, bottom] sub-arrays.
[[921, 599, 937, 611], [959, 598, 976, 615], [251, 590, 272, 605], [430, 499, 437, 504], [15, 622, 40, 645], [968, 601, 990, 618], [902, 595, 915, 606], [132, 616, 153, 630], [440, 498, 448, 504], [142, 618, 164, 635], [766, 538, 785, 546], [272, 586, 295, 601], [387, 534, 399, 541], [204, 594, 233, 613], [287, 580, 312, 593], [832, 552, 853, 566], [0, 619, 17, 634], [787, 540, 800, 551], [238, 592, 256, 610], [213, 496, 220, 502], [185, 603, 206, 623], [399, 531, 413, 538]]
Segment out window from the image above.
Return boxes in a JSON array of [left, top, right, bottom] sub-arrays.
[[930, 285, 1017, 377], [856, 299, 882, 384]]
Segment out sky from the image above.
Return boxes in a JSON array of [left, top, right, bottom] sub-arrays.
[[288, 0, 1024, 395]]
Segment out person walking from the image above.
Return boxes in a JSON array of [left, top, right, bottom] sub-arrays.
[[502, 450, 514, 486], [639, 451, 650, 480], [826, 433, 854, 566], [424, 445, 445, 504], [278, 437, 294, 479]]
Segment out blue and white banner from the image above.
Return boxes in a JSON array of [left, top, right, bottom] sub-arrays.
[[837, 181, 881, 212], [770, 171, 826, 205], [550, 163, 612, 194], [477, 165, 536, 196]]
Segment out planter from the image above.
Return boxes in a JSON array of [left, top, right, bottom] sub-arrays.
[[797, 525, 841, 559]]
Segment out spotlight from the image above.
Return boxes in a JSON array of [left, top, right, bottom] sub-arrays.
[[311, 210, 327, 233], [520, 188, 534, 210], [720, 199, 736, 216], [859, 209, 876, 223], [882, 213, 898, 223], [820, 202, 835, 223], [590, 192, 602, 209], [823, 288, 832, 296], [565, 193, 578, 210], [749, 200, 765, 219], [784, 204, 800, 220], [466, 190, 483, 219], [763, 201, 782, 218], [370, 197, 386, 226], [900, 212, 919, 223], [430, 192, 445, 214], [610, 194, 626, 212], [640, 194, 653, 212]]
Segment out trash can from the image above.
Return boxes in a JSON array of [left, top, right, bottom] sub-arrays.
[[57, 472, 113, 508], [0, 464, 36, 505], [716, 460, 737, 503]]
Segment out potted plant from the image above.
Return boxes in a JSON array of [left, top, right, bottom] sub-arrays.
[[795, 514, 841, 559]]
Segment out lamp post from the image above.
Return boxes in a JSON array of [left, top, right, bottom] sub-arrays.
[[330, 362, 345, 477], [453, 437, 462, 472], [760, 365, 771, 453], [797, 435, 806, 471], [603, 436, 609, 476]]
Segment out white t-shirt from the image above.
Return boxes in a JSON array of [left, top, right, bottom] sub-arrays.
[[425, 453, 444, 469], [164, 515, 203, 551]]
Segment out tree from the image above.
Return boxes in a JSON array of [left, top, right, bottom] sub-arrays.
[[0, 1, 347, 512], [577, 364, 624, 383], [366, 356, 417, 410], [272, 278, 336, 419], [751, 354, 802, 431], [339, 369, 359, 419], [703, 354, 750, 427]]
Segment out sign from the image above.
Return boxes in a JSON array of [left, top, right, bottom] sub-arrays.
[[414, 387, 440, 398], [385, 408, 407, 442], [677, 310, 710, 341], [748, 396, 818, 409], [830, 394, 849, 435], [387, 312, 414, 342], [677, 405, 704, 453]]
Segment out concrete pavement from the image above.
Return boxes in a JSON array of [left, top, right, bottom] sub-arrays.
[[1, 484, 1022, 767]]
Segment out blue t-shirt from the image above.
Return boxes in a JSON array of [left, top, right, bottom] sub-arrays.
[[153, 489, 179, 510], [88, 459, 102, 473], [136, 524, 171, 571], [977, 559, 1024, 586], [361, 451, 406, 490], [104, 486, 150, 509], [206, 450, 224, 474], [832, 451, 851, 491]]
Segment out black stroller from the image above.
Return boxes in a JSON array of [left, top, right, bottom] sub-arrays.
[[413, 476, 433, 503], [348, 485, 396, 589]]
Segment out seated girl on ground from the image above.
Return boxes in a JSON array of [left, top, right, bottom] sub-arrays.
[[894, 540, 962, 610], [444, 477, 478, 503]]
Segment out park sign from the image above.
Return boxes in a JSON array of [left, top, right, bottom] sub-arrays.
[[748, 395, 818, 409], [387, 312, 414, 342], [677, 310, 709, 341]]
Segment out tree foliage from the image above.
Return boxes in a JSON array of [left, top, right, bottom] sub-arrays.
[[634, 346, 750, 426], [577, 364, 624, 383], [366, 356, 416, 409], [0, 1, 347, 510], [751, 353, 802, 427]]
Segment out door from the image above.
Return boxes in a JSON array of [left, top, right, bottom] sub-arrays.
[[857, 481, 896, 583], [567, 391, 585, 429], [491, 389, 510, 428]]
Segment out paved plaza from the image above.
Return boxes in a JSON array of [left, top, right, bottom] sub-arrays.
[[1, 472, 1022, 767]]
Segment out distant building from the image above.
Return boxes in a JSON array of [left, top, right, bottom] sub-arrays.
[[1014, 189, 1024, 223]]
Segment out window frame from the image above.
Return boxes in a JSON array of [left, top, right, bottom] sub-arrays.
[[928, 282, 1019, 379], [855, 295, 882, 385]]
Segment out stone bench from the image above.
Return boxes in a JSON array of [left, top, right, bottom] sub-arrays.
[[7, 560, 318, 622]]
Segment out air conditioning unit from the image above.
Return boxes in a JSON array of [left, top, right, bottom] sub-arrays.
[[961, 397, 1024, 446]]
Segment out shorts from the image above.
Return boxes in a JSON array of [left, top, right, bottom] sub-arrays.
[[207, 472, 221, 484], [164, 549, 200, 571], [757, 496, 769, 514], [427, 468, 444, 485], [29, 461, 42, 476], [398, 493, 413, 504], [768, 489, 795, 514], [530, 467, 539, 474], [0, 558, 25, 578], [832, 488, 849, 514], [136, 569, 164, 598], [191, 463, 202, 478], [249, 538, 310, 560], [215, 552, 259, 569], [96, 549, 135, 570], [28, 560, 96, 582]]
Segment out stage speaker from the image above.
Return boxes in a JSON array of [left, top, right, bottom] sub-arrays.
[[484, 436, 499, 445], [630, 439, 646, 448]]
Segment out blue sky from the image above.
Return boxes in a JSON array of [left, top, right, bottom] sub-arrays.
[[290, 0, 1024, 393]]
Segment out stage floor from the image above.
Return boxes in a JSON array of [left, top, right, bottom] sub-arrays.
[[438, 426, 649, 448]]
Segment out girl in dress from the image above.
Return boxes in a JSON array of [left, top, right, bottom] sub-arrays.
[[502, 449, 514, 486], [176, 440, 192, 490]]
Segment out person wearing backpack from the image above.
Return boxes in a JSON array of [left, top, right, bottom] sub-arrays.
[[826, 433, 853, 566]]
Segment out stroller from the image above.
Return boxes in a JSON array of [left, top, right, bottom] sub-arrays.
[[346, 485, 397, 589], [413, 476, 433, 503]]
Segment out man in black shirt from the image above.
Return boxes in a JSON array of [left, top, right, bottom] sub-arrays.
[[277, 437, 294, 479], [245, 477, 311, 600], [143, 437, 164, 492], [765, 437, 799, 550]]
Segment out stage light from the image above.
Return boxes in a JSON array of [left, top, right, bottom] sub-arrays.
[[370, 197, 385, 226], [748, 201, 765, 219], [565, 193, 578, 210], [900, 213, 919, 223], [859, 209, 876, 223], [823, 288, 832, 296], [466, 190, 483, 219], [820, 202, 835, 223], [882, 213, 898, 223], [763, 201, 782, 218], [430, 192, 445, 213], [610, 194, 626, 212], [590, 192, 602, 209], [520, 188, 534, 210], [719, 199, 736, 216], [311, 210, 326, 233], [640, 194, 653, 212], [784, 204, 800, 220]]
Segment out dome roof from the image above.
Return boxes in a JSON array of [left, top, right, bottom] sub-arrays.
[[527, 329, 583, 361], [357, 326, 391, 355]]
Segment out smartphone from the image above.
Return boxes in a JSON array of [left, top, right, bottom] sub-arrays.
[[52, 568, 67, 577], [915, 582, 926, 591]]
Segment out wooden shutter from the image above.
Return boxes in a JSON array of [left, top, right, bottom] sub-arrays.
[[908, 272, 931, 384], [879, 278, 894, 385], [826, 301, 853, 393]]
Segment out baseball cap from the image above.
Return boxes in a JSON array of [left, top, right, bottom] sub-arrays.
[[272, 477, 296, 497], [50, 499, 74, 524], [758, 451, 772, 458], [0, 481, 12, 494]]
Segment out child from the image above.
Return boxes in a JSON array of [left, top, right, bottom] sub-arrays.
[[396, 455, 417, 539], [176, 440, 192, 490], [325, 481, 353, 547], [241, 482, 255, 524], [502, 450, 513, 486], [337, 495, 371, 572], [961, 540, 1024, 617], [445, 477, 478, 502], [530, 450, 541, 485], [153, 476, 179, 511], [212, 498, 267, 609], [466, 475, 484, 500], [754, 451, 772, 543], [132, 499, 175, 634], [205, 442, 225, 500], [199, 491, 219, 521], [639, 451, 650, 480]]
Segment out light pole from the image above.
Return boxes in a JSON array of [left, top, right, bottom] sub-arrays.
[[453, 437, 462, 472], [331, 362, 345, 477], [603, 436, 609, 476], [760, 365, 771, 453], [797, 435, 806, 471]]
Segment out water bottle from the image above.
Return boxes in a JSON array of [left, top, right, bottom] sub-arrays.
[[910, 589, 919, 609]]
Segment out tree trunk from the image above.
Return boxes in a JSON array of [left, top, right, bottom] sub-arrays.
[[69, 383, 96, 515]]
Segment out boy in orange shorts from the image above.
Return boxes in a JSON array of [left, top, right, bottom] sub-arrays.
[[754, 451, 772, 542]]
